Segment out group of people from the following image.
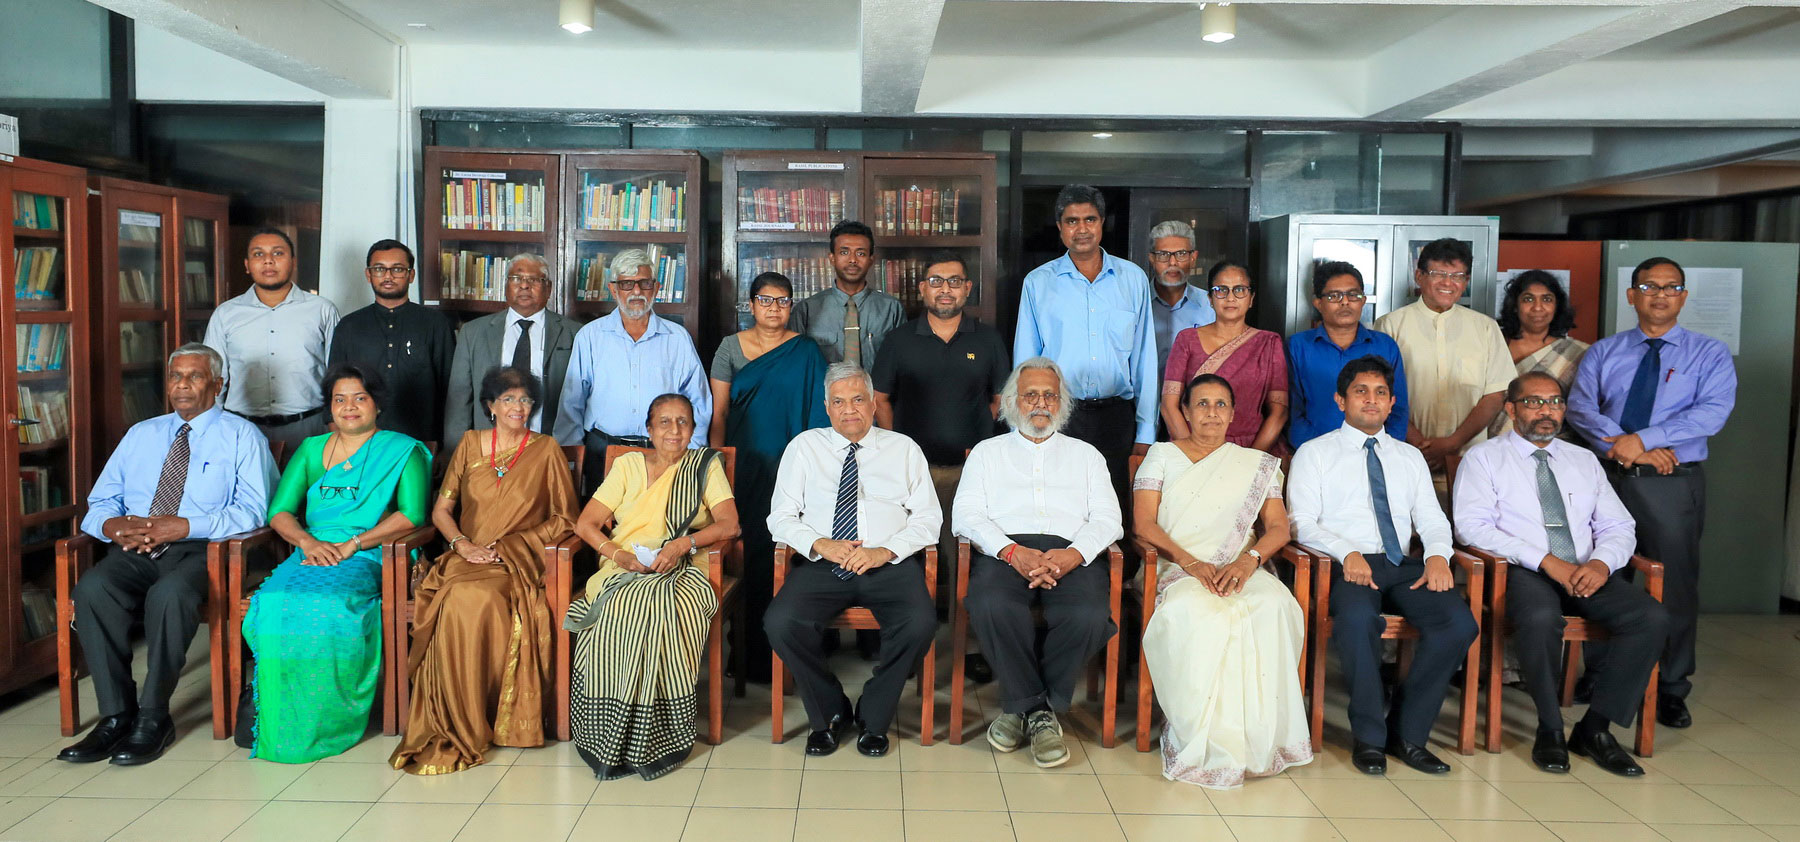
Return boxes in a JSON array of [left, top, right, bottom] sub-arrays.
[[57, 184, 1734, 793]]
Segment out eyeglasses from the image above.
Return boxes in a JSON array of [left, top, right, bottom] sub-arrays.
[[751, 294, 794, 308], [505, 275, 548, 286], [493, 396, 535, 407], [612, 280, 657, 291], [1422, 270, 1472, 283], [366, 266, 413, 278], [1515, 396, 1566, 409], [1148, 249, 1195, 262], [924, 276, 968, 289], [1209, 285, 1253, 299], [1318, 291, 1367, 304], [318, 485, 360, 500], [1633, 282, 1687, 297], [1020, 391, 1061, 405]]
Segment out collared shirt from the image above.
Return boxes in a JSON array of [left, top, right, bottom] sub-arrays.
[[768, 426, 941, 563], [1286, 325, 1411, 448], [81, 405, 278, 543], [1374, 301, 1512, 451], [1013, 251, 1159, 444], [205, 285, 340, 416], [503, 307, 549, 430], [869, 315, 1009, 466], [1151, 284, 1216, 368], [789, 285, 907, 365], [952, 430, 1122, 564], [1289, 423, 1453, 564], [1567, 324, 1736, 464], [1452, 432, 1637, 573], [553, 311, 711, 445], [327, 301, 454, 444]]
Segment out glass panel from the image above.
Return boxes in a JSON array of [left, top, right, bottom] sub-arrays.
[[11, 192, 68, 307], [432, 121, 623, 150], [1404, 236, 1478, 307], [825, 128, 987, 152], [873, 246, 983, 318], [1145, 206, 1232, 279], [1020, 131, 1247, 182], [576, 169, 689, 232], [121, 321, 165, 426], [733, 243, 835, 331], [1377, 133, 1447, 215], [15, 357, 73, 510], [1260, 133, 1372, 218], [736, 171, 847, 233], [1308, 237, 1381, 327], [0, 0, 114, 159], [440, 167, 546, 232], [868, 175, 982, 238], [436, 242, 542, 303], [182, 216, 218, 307], [573, 242, 688, 304], [118, 209, 165, 307]]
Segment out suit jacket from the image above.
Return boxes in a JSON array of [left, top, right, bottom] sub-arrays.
[[444, 307, 579, 444]]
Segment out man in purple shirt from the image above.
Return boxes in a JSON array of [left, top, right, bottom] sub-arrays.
[[1567, 256, 1736, 731], [1455, 372, 1666, 777]]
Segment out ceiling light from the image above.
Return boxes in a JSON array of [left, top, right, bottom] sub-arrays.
[[559, 0, 594, 34], [1201, 2, 1235, 43], [405, 22, 431, 29], [1092, 132, 1113, 139]]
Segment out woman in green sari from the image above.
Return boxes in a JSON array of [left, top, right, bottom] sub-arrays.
[[243, 364, 431, 763]]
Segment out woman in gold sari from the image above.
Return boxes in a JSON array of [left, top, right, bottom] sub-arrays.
[[390, 366, 576, 775], [1133, 373, 1312, 789], [566, 393, 740, 780]]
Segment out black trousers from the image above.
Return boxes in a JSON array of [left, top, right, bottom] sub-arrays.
[[1330, 557, 1479, 747], [1507, 565, 1667, 731], [1591, 464, 1705, 700], [764, 556, 937, 733], [580, 428, 651, 497], [1063, 398, 1136, 511], [72, 541, 210, 718], [965, 534, 1116, 715]]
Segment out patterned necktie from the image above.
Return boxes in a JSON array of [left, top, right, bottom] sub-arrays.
[[146, 423, 191, 558], [1364, 437, 1405, 566], [1533, 449, 1579, 563], [1620, 337, 1666, 434], [842, 295, 861, 367], [829, 442, 860, 580], [511, 319, 533, 372]]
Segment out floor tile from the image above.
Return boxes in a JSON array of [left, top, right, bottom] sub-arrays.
[[898, 737, 996, 773], [1011, 810, 1125, 842], [798, 769, 902, 810], [1296, 777, 1428, 819], [999, 771, 1113, 813], [452, 803, 584, 842], [276, 758, 404, 801], [1691, 784, 1800, 824], [1096, 773, 1216, 815], [795, 807, 904, 842], [1727, 753, 1800, 787], [901, 771, 1008, 811], [0, 724, 65, 758], [680, 806, 796, 841], [566, 805, 689, 842], [378, 763, 506, 803], [110, 798, 264, 842], [222, 800, 372, 842], [1084, 743, 1165, 777], [1651, 825, 1778, 842], [0, 794, 52, 832], [1395, 779, 1532, 821], [338, 802, 477, 842], [1332, 817, 1454, 841], [63, 758, 213, 799], [1222, 815, 1344, 841], [1501, 781, 1638, 823], [159, 735, 244, 762], [704, 735, 806, 769], [484, 763, 600, 805], [694, 767, 802, 808], [317, 734, 401, 764], [1590, 781, 1743, 824], [0, 795, 157, 842], [1541, 821, 1666, 841], [805, 742, 901, 771], [1115, 813, 1234, 841], [1206, 776, 1322, 817], [902, 809, 1014, 841], [1433, 819, 1562, 842], [175, 760, 308, 800], [507, 740, 590, 767]]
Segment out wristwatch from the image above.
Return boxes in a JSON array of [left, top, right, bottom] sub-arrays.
[[1244, 548, 1263, 564]]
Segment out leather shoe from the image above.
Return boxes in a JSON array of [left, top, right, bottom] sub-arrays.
[[856, 728, 889, 757], [1531, 728, 1570, 773], [1657, 695, 1692, 729], [805, 712, 850, 756], [110, 713, 176, 766], [1572, 673, 1595, 706], [1386, 740, 1451, 775], [1351, 741, 1387, 775], [1571, 721, 1643, 777], [57, 713, 136, 763], [966, 653, 994, 685]]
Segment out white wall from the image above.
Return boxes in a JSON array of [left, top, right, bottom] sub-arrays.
[[134, 24, 325, 104]]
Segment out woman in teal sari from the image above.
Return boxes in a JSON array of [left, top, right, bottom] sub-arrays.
[[244, 363, 431, 763], [708, 272, 828, 679]]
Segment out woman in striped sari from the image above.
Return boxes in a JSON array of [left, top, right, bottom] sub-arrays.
[[565, 393, 741, 780]]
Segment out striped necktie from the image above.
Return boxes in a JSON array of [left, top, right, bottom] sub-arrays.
[[842, 295, 861, 367], [1534, 450, 1579, 563], [146, 423, 191, 558], [829, 442, 860, 580]]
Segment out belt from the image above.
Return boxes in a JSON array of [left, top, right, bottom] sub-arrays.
[[1073, 396, 1129, 410], [231, 406, 323, 426], [1609, 460, 1701, 478]]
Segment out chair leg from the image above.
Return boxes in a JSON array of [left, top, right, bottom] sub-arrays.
[[919, 640, 935, 746], [770, 653, 786, 744], [732, 607, 748, 699], [1136, 643, 1155, 753], [1560, 643, 1580, 708], [949, 598, 968, 746], [1636, 662, 1659, 757], [1309, 620, 1328, 753], [556, 626, 572, 742], [57, 624, 78, 738], [1458, 631, 1480, 756], [707, 610, 725, 746], [209, 616, 228, 741], [1485, 621, 1505, 753], [1100, 629, 1119, 749]]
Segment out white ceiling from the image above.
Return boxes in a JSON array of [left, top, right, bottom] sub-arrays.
[[341, 0, 860, 49]]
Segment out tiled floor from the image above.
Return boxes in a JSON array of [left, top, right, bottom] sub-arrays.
[[5, 615, 1800, 840]]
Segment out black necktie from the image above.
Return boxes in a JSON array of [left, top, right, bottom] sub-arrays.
[[512, 319, 533, 371]]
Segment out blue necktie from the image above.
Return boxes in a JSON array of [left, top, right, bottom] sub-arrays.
[[1620, 337, 1667, 434], [828, 442, 860, 580], [1364, 437, 1405, 566]]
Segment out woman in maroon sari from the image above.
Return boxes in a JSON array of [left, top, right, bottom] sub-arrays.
[[1160, 262, 1288, 451]]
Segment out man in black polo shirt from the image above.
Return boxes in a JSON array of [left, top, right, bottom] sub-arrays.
[[872, 251, 1009, 679]]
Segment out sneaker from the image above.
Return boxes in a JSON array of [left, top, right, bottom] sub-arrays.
[[987, 713, 1025, 753], [1026, 710, 1069, 768]]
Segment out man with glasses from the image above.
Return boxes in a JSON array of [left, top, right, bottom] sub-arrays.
[[1287, 261, 1411, 449], [1567, 256, 1736, 730], [1145, 220, 1215, 372], [328, 239, 454, 443], [792, 220, 905, 367], [556, 248, 711, 493], [444, 252, 578, 444]]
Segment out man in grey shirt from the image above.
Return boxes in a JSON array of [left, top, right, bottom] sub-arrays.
[[204, 227, 340, 451], [790, 220, 905, 367]]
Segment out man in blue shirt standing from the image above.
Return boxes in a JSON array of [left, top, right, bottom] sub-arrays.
[[60, 343, 276, 767], [1146, 220, 1215, 372], [1014, 185, 1157, 500], [1287, 261, 1411, 448]]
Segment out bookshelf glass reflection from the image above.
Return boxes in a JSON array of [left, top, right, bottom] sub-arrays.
[[868, 174, 983, 239], [118, 209, 165, 308], [573, 241, 688, 306], [736, 171, 847, 234], [873, 246, 983, 317], [437, 240, 538, 304], [120, 321, 165, 427], [575, 169, 689, 232], [12, 192, 67, 309], [439, 167, 547, 233], [182, 215, 217, 309]]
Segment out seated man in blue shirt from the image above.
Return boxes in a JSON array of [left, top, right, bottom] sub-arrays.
[[60, 343, 277, 767], [1287, 261, 1410, 448]]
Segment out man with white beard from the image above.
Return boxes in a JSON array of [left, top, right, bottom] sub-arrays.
[[555, 248, 711, 493], [1146, 220, 1215, 374], [952, 358, 1123, 767]]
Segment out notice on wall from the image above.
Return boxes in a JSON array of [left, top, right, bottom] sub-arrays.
[[1613, 266, 1742, 354], [0, 113, 17, 160], [119, 210, 162, 229], [1494, 268, 1572, 315]]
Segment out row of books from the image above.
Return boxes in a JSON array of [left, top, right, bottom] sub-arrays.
[[120, 267, 161, 305], [16, 386, 69, 445], [576, 247, 688, 304], [15, 324, 68, 372], [184, 218, 211, 248], [183, 260, 215, 305], [13, 246, 61, 300], [578, 180, 687, 232], [21, 587, 54, 640], [736, 188, 844, 233], [874, 187, 968, 236], [120, 222, 160, 243], [442, 176, 546, 232], [123, 377, 163, 425], [437, 249, 510, 302], [12, 193, 60, 231], [120, 322, 162, 364], [19, 467, 68, 516], [736, 255, 836, 300]]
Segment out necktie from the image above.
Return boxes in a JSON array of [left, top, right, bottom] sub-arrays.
[[1364, 437, 1405, 566], [511, 319, 534, 372], [1619, 337, 1666, 434], [829, 442, 860, 580], [842, 295, 861, 367], [146, 423, 191, 558], [1533, 450, 1579, 564]]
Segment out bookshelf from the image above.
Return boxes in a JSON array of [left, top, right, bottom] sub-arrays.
[[421, 148, 561, 320], [860, 154, 998, 325], [3, 155, 92, 695], [720, 151, 860, 337], [560, 150, 705, 330]]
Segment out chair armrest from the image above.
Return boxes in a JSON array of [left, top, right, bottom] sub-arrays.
[[223, 526, 283, 606], [1456, 544, 1507, 607], [1450, 549, 1486, 613], [55, 534, 99, 606], [386, 525, 441, 600], [955, 539, 971, 603], [923, 545, 938, 599], [696, 535, 735, 595], [773, 543, 794, 594], [1274, 543, 1312, 577], [1629, 554, 1664, 601]]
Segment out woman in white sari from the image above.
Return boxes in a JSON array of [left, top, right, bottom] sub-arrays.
[[1133, 373, 1312, 789]]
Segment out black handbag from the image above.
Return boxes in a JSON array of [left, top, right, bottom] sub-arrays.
[[233, 664, 256, 748]]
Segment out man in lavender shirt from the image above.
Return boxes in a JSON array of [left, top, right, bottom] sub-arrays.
[[1455, 373, 1666, 777], [1567, 256, 1736, 731]]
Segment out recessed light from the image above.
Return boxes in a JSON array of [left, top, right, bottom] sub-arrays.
[[405, 22, 431, 29], [560, 0, 594, 33], [1201, 2, 1236, 43], [1092, 132, 1113, 139]]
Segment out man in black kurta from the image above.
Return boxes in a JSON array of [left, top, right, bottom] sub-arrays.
[[327, 239, 455, 445]]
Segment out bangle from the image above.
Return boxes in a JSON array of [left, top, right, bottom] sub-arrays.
[[352, 535, 364, 552], [1002, 544, 1018, 563], [448, 535, 468, 548]]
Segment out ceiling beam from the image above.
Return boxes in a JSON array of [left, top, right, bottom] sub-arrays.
[[861, 0, 948, 115], [1460, 127, 1800, 207]]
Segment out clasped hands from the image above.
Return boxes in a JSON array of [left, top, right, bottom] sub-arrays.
[[1004, 545, 1082, 589], [1341, 551, 1454, 592], [1600, 433, 1677, 475], [813, 538, 897, 575], [1541, 554, 1610, 598], [1172, 550, 1259, 596], [612, 538, 693, 575], [298, 535, 360, 566], [104, 515, 188, 555]]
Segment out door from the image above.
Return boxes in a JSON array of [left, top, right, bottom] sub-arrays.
[[1291, 223, 1394, 332], [1390, 224, 1499, 318], [1126, 188, 1250, 282]]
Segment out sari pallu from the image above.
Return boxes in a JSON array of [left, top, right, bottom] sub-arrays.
[[1162, 328, 1287, 448], [1490, 335, 1591, 439]]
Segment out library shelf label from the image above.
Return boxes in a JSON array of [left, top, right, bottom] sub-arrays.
[[119, 210, 161, 228], [741, 221, 799, 231], [787, 162, 846, 171], [450, 170, 507, 180]]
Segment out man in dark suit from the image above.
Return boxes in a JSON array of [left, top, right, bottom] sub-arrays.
[[444, 253, 579, 443]]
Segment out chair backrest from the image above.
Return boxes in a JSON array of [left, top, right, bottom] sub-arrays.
[[560, 444, 585, 490], [268, 439, 289, 470], [604, 445, 738, 487]]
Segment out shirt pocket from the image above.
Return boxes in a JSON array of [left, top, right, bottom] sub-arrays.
[[1103, 311, 1140, 356], [1656, 372, 1698, 415], [183, 460, 228, 512]]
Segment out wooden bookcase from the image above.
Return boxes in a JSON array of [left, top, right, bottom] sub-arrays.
[[88, 176, 231, 448], [859, 153, 999, 327], [2, 155, 93, 696], [560, 150, 705, 330], [421, 148, 563, 322]]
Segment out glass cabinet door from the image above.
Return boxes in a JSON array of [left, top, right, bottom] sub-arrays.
[[117, 208, 165, 308]]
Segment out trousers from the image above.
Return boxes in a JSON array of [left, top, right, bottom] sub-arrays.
[[72, 541, 210, 717], [964, 534, 1114, 714], [1506, 564, 1667, 730], [1329, 557, 1479, 747]]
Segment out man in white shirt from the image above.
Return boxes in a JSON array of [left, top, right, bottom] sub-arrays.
[[953, 358, 1122, 768], [1289, 355, 1478, 777], [765, 363, 941, 759]]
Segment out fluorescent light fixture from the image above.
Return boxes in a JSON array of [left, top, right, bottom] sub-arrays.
[[1092, 132, 1113, 139], [559, 0, 594, 34], [1201, 2, 1235, 43]]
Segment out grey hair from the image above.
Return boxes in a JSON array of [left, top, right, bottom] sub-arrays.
[[1148, 220, 1196, 247], [823, 361, 873, 400], [999, 357, 1073, 435], [167, 342, 224, 381], [506, 252, 548, 276], [610, 248, 654, 280]]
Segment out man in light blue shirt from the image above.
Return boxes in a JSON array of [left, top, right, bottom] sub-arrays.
[[1146, 220, 1216, 369], [1013, 184, 1158, 500], [555, 248, 711, 493], [62, 343, 276, 767]]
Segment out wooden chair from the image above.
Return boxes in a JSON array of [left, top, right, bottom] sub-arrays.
[[770, 543, 938, 745], [1464, 545, 1665, 757]]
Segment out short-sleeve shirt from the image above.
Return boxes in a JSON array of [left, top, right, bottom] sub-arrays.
[[869, 316, 1009, 466], [1374, 301, 1513, 451], [709, 334, 753, 383]]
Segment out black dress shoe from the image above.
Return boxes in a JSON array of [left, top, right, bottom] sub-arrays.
[[856, 728, 890, 757], [1532, 728, 1570, 773], [1657, 696, 1692, 729], [1570, 721, 1644, 777], [966, 653, 994, 685], [805, 713, 849, 756], [110, 713, 176, 766], [1386, 740, 1452, 775], [56, 713, 136, 763], [1572, 674, 1596, 706], [1351, 741, 1387, 775]]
